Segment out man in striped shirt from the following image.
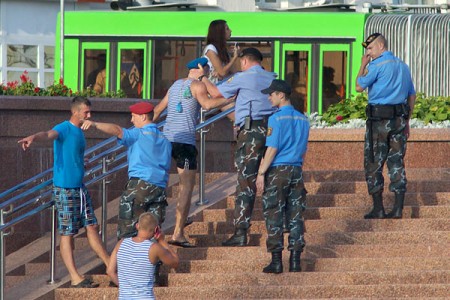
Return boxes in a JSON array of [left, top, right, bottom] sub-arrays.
[[107, 212, 179, 299], [153, 57, 232, 248]]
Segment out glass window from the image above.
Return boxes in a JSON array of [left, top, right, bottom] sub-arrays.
[[7, 45, 37, 68], [322, 51, 347, 112], [44, 72, 55, 87], [7, 70, 38, 84], [153, 40, 198, 99], [120, 49, 144, 98], [44, 46, 55, 69], [84, 49, 107, 93], [284, 51, 309, 113]]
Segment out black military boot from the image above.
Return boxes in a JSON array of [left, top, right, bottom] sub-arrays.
[[386, 193, 405, 219], [364, 191, 385, 219], [222, 228, 247, 247], [263, 252, 283, 274], [289, 250, 301, 272]]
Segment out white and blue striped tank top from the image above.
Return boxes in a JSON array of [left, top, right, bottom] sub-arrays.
[[163, 78, 200, 146], [117, 238, 156, 300]]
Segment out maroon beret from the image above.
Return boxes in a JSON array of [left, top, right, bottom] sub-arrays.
[[129, 102, 154, 114]]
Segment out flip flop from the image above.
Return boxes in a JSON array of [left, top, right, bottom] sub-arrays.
[[185, 217, 194, 227], [71, 278, 100, 288], [168, 240, 196, 248]]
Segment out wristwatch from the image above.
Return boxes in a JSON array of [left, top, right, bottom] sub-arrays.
[[198, 75, 206, 81]]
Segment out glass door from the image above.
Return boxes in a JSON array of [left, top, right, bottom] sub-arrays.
[[280, 44, 312, 114], [81, 42, 110, 94], [319, 44, 350, 114], [117, 42, 147, 99]]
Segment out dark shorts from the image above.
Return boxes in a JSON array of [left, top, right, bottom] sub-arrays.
[[171, 142, 198, 170], [52, 185, 98, 236]]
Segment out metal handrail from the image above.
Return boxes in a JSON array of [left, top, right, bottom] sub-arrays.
[[0, 104, 234, 300]]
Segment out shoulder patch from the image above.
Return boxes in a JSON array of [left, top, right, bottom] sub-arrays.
[[227, 76, 234, 83], [267, 127, 272, 137]]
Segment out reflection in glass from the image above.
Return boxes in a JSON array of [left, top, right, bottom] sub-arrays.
[[44, 72, 55, 87], [84, 49, 107, 93], [120, 49, 144, 98], [153, 40, 197, 99], [7, 45, 37, 68], [284, 51, 308, 113], [44, 46, 55, 69], [322, 51, 347, 112], [8, 71, 38, 84]]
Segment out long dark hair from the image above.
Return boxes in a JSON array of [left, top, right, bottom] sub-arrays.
[[206, 20, 230, 64]]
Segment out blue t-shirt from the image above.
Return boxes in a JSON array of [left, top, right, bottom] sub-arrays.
[[163, 79, 200, 145], [52, 121, 86, 188], [218, 65, 277, 127], [266, 105, 310, 167], [357, 51, 416, 105], [118, 123, 172, 188]]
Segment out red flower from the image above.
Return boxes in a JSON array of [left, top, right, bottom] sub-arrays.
[[336, 115, 343, 121], [59, 78, 64, 85], [34, 87, 40, 93], [20, 71, 29, 83]]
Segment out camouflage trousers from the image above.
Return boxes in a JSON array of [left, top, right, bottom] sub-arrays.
[[117, 178, 167, 240], [233, 123, 267, 230], [262, 165, 306, 252], [364, 117, 408, 195]]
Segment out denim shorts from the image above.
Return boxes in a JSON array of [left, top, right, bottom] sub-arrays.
[[52, 185, 98, 235]]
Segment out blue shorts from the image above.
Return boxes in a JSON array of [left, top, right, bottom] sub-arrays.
[[52, 185, 98, 236]]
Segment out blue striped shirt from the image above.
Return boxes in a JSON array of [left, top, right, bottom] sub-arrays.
[[117, 238, 156, 300], [163, 78, 200, 145]]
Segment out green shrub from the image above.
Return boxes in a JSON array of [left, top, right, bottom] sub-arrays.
[[322, 93, 450, 125], [0, 71, 126, 98]]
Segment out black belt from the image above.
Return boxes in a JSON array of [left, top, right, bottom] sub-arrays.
[[238, 116, 269, 131], [129, 177, 140, 180]]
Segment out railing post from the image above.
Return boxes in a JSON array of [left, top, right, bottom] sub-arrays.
[[47, 205, 57, 284], [196, 108, 209, 206], [101, 157, 108, 245], [1, 209, 5, 300]]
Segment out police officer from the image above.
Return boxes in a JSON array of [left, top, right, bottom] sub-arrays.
[[356, 33, 416, 219], [193, 47, 277, 246], [256, 79, 309, 273]]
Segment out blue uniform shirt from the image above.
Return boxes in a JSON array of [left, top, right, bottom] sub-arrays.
[[118, 123, 172, 188], [266, 105, 310, 167], [52, 121, 86, 188], [357, 51, 416, 105], [218, 65, 277, 127]]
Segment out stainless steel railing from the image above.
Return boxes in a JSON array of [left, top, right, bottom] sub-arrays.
[[0, 105, 234, 300]]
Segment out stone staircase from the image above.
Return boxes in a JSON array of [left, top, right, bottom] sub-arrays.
[[51, 168, 450, 299]]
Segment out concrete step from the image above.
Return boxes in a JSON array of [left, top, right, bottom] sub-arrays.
[[173, 244, 450, 260], [165, 270, 450, 287], [165, 257, 450, 273], [54, 284, 450, 299], [181, 219, 450, 235], [199, 205, 450, 222], [174, 231, 450, 247], [209, 192, 450, 210]]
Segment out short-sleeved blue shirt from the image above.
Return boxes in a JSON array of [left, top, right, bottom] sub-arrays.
[[118, 123, 172, 188], [266, 105, 310, 167], [357, 51, 416, 105], [52, 121, 86, 188], [218, 65, 277, 127]]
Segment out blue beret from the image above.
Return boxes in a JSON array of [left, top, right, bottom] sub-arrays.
[[186, 57, 208, 69]]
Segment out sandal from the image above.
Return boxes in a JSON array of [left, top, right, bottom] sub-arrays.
[[71, 278, 100, 288]]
